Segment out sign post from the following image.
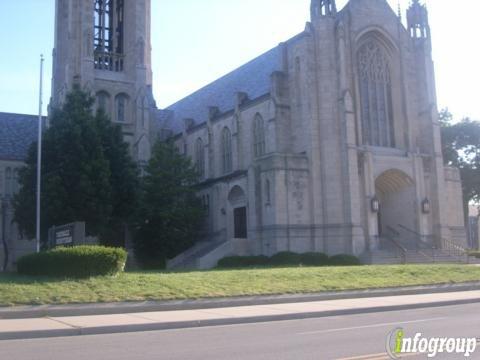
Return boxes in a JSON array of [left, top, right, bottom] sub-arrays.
[[35, 54, 44, 253]]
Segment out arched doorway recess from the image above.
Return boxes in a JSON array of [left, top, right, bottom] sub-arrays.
[[375, 169, 417, 248]]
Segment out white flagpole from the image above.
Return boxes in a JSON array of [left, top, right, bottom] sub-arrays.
[[36, 54, 44, 253]]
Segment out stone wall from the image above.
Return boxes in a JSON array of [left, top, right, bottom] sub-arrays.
[[0, 160, 36, 271]]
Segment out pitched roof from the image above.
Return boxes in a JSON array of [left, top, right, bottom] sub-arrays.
[[0, 112, 43, 161], [165, 45, 284, 134]]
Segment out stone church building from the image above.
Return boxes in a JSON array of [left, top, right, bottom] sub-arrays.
[[0, 0, 468, 269]]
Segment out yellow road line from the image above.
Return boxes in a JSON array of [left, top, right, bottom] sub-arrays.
[[336, 353, 386, 360], [337, 352, 420, 360]]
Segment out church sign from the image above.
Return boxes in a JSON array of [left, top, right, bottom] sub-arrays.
[[48, 222, 86, 248], [55, 228, 73, 246]]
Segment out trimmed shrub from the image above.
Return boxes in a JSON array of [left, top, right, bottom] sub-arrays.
[[468, 251, 480, 259], [328, 254, 361, 266], [17, 246, 127, 278], [300, 252, 329, 266], [217, 256, 270, 268], [269, 252, 302, 266], [216, 252, 362, 269]]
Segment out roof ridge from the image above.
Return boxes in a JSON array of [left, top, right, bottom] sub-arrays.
[[0, 111, 46, 118]]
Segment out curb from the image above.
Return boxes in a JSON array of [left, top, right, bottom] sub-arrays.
[[1, 296, 480, 341], [1, 282, 480, 319]]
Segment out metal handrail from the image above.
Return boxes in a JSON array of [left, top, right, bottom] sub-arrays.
[[395, 224, 436, 261], [397, 224, 434, 246], [440, 237, 466, 258], [386, 225, 400, 237], [383, 228, 407, 264]]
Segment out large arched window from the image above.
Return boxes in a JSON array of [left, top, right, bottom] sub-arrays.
[[94, 0, 125, 71], [222, 127, 232, 174], [115, 93, 128, 122], [358, 39, 395, 148], [195, 138, 205, 179], [253, 114, 266, 158], [94, 0, 113, 53]]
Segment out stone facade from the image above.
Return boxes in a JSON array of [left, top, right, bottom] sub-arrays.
[[51, 0, 157, 162], [0, 0, 468, 269], [165, 0, 467, 266], [0, 160, 36, 270], [0, 112, 41, 270]]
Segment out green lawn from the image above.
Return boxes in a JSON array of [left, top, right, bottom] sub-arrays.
[[0, 264, 479, 306]]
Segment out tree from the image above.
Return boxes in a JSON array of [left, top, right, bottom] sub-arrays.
[[95, 110, 138, 247], [133, 140, 204, 269], [13, 86, 137, 246], [440, 109, 480, 219]]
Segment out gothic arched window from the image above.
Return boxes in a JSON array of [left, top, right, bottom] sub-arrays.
[[265, 179, 271, 205], [253, 114, 266, 158], [94, 0, 125, 71], [115, 94, 128, 122], [358, 40, 395, 148], [96, 91, 110, 113], [94, 0, 113, 53], [142, 97, 148, 128], [222, 127, 232, 174], [13, 168, 20, 194], [195, 138, 205, 179]]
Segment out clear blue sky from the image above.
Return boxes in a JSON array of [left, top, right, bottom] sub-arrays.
[[0, 0, 478, 121]]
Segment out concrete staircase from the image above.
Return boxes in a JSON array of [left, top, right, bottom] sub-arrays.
[[367, 250, 404, 264], [167, 237, 250, 270], [166, 239, 227, 270], [367, 225, 476, 265], [368, 248, 474, 265]]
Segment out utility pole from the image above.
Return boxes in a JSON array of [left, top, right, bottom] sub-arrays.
[[36, 54, 44, 253]]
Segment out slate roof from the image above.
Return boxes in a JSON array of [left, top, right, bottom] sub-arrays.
[[165, 46, 284, 134], [0, 112, 44, 161]]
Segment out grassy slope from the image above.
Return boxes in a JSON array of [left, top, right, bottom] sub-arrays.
[[1, 264, 480, 306]]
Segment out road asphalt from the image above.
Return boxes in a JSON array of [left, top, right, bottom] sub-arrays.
[[1, 289, 480, 342], [1, 302, 479, 360]]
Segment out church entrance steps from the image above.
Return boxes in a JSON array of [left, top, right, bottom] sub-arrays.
[[368, 249, 470, 265], [167, 238, 250, 270], [166, 240, 227, 270]]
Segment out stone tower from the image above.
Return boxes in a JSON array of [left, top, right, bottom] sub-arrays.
[[407, 0, 451, 242], [50, 0, 155, 162], [310, 0, 337, 18]]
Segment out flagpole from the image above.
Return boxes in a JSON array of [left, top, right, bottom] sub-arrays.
[[36, 54, 44, 253]]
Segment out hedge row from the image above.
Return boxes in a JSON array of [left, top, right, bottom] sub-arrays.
[[17, 246, 128, 278], [217, 252, 361, 268]]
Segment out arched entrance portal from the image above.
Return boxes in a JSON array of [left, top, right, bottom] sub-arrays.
[[375, 169, 417, 248], [228, 186, 248, 239]]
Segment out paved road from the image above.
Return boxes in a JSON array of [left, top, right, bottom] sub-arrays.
[[1, 303, 479, 360]]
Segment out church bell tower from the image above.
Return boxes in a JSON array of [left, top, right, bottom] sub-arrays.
[[310, 0, 337, 19], [50, 0, 154, 161]]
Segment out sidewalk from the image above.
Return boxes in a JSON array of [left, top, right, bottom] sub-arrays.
[[1, 290, 480, 340]]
